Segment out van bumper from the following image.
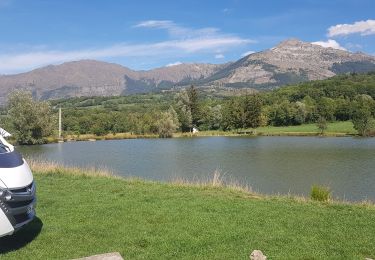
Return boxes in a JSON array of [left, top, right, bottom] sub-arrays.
[[0, 181, 36, 237], [0, 207, 14, 237]]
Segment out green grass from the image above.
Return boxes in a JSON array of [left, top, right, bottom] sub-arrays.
[[1, 165, 374, 259], [257, 121, 357, 136], [311, 185, 331, 202]]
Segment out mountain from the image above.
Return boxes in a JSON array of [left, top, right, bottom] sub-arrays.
[[200, 39, 375, 90], [125, 63, 226, 94], [0, 39, 374, 103], [0, 60, 224, 103], [0, 60, 134, 103]]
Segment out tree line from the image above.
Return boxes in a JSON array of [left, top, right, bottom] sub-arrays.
[[1, 72, 375, 144]]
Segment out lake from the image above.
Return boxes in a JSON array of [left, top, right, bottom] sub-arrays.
[[18, 136, 375, 202]]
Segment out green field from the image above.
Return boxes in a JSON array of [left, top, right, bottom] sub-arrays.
[[0, 164, 374, 259], [257, 121, 357, 136]]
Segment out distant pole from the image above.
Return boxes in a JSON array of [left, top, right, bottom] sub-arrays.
[[58, 107, 62, 139]]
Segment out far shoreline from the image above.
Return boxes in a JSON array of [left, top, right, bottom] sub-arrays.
[[45, 130, 358, 144], [51, 121, 360, 143], [11, 121, 368, 145]]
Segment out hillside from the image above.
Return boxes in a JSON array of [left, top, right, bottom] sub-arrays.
[[0, 39, 375, 103], [0, 61, 224, 104], [202, 39, 375, 89], [126, 63, 226, 94], [50, 72, 375, 109]]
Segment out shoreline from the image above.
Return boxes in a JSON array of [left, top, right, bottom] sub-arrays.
[[30, 160, 373, 206], [44, 130, 357, 144], [5, 122, 359, 144]]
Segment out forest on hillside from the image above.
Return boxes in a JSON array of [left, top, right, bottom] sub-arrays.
[[56, 73, 375, 135], [1, 72, 375, 144]]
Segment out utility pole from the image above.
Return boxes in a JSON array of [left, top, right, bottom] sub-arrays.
[[58, 107, 62, 139]]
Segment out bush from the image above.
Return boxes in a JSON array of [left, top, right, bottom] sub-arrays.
[[92, 125, 106, 136], [352, 112, 375, 137], [311, 185, 331, 202], [7, 91, 55, 144], [316, 116, 328, 134], [157, 107, 180, 138], [352, 94, 375, 136]]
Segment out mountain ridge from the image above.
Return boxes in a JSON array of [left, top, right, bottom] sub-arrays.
[[201, 39, 375, 89], [0, 39, 375, 103]]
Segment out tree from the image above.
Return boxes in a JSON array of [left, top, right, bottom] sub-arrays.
[[317, 97, 336, 121], [200, 104, 223, 130], [157, 107, 180, 138], [7, 91, 55, 144], [302, 95, 318, 123], [293, 101, 307, 125], [186, 85, 201, 126], [243, 94, 263, 128], [209, 105, 223, 130], [222, 98, 243, 130], [352, 95, 375, 136], [267, 100, 292, 126], [222, 95, 263, 130], [167, 106, 180, 129], [334, 98, 352, 121], [175, 90, 193, 132], [92, 123, 106, 136], [316, 116, 328, 135], [352, 111, 375, 136]]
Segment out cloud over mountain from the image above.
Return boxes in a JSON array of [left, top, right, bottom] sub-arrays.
[[328, 19, 375, 37], [312, 39, 346, 50]]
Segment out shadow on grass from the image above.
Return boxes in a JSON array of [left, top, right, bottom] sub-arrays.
[[0, 217, 43, 254]]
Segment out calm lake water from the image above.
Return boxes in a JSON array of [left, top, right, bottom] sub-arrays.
[[18, 137, 375, 202]]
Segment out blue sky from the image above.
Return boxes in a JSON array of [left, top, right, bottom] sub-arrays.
[[0, 0, 374, 74]]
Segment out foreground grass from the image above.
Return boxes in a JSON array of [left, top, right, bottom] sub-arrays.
[[1, 163, 374, 259]]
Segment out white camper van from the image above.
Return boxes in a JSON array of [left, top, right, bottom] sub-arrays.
[[0, 129, 36, 238]]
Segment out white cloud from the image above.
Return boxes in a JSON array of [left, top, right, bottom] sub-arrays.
[[0, 37, 251, 74], [311, 39, 346, 51], [134, 20, 221, 38], [0, 20, 254, 74], [135, 20, 174, 29], [215, 54, 225, 59], [166, 61, 182, 67], [328, 19, 375, 37], [241, 50, 255, 57]]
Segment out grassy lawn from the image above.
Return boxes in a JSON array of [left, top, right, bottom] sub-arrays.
[[1, 165, 374, 259], [257, 121, 357, 135]]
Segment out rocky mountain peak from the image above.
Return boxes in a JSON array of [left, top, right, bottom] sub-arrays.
[[270, 38, 327, 54], [275, 38, 306, 48], [204, 39, 375, 89], [0, 39, 374, 102]]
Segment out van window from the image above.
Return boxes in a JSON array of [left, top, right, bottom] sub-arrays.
[[0, 150, 24, 168]]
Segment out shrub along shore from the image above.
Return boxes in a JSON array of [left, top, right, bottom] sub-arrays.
[[0, 161, 374, 259], [42, 121, 358, 143]]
